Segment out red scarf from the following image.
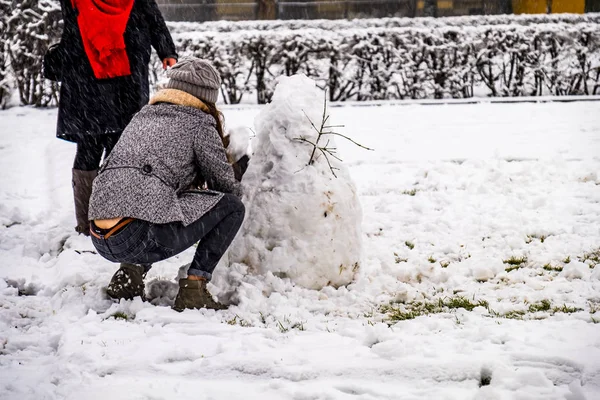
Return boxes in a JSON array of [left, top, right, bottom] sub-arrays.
[[71, 0, 135, 79]]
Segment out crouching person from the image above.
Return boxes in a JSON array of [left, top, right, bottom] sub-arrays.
[[88, 58, 245, 311]]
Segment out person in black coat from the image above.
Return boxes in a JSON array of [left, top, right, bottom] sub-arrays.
[[51, 0, 178, 235]]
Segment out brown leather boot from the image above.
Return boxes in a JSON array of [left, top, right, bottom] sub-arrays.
[[72, 169, 97, 236], [173, 277, 226, 312]]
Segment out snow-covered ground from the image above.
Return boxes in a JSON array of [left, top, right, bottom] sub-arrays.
[[1, 100, 599, 399]]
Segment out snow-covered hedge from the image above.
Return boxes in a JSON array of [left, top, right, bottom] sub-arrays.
[[1, 0, 62, 107], [0, 0, 13, 108], [2, 8, 599, 107], [166, 23, 600, 103], [167, 13, 600, 34]]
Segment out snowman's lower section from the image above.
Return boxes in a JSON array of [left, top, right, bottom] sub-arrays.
[[227, 184, 362, 290]]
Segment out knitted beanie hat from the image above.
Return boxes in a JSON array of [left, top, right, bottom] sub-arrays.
[[165, 57, 221, 104]]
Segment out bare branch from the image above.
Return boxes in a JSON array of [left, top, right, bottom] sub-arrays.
[[321, 148, 343, 162], [297, 88, 371, 177], [294, 136, 319, 149], [302, 110, 322, 135], [321, 132, 374, 151], [316, 147, 339, 177]]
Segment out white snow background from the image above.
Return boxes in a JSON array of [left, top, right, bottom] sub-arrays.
[[1, 88, 600, 399]]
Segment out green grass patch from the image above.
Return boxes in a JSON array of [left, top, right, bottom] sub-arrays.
[[528, 299, 552, 313], [445, 296, 489, 311], [393, 252, 407, 263], [381, 308, 423, 322], [109, 312, 129, 321], [382, 296, 490, 322], [402, 189, 418, 196], [503, 256, 528, 272], [382, 297, 585, 324], [563, 256, 571, 264], [405, 241, 415, 250], [504, 265, 521, 273], [579, 248, 600, 268], [543, 263, 563, 272], [503, 256, 528, 265], [526, 234, 548, 244], [502, 310, 527, 320], [226, 315, 252, 327], [552, 304, 583, 314], [428, 256, 437, 264]]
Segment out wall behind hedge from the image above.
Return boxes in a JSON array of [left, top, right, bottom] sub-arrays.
[[166, 13, 600, 34]]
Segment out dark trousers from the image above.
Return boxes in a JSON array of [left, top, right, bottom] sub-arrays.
[[73, 134, 121, 171], [91, 194, 245, 280]]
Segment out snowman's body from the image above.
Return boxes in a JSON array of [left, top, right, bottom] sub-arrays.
[[226, 75, 363, 290]]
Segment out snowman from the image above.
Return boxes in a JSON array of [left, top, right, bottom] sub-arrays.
[[224, 74, 364, 291]]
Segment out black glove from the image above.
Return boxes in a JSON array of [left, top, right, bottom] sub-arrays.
[[232, 155, 249, 182]]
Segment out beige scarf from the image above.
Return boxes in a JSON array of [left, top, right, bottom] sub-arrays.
[[149, 89, 210, 112]]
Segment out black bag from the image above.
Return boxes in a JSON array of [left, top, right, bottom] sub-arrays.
[[43, 43, 63, 82]]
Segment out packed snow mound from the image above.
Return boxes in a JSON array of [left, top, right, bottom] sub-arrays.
[[225, 126, 251, 162], [227, 74, 363, 290]]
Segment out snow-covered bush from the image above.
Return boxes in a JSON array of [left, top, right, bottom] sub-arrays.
[[568, 30, 600, 95], [0, 0, 13, 108], [227, 75, 363, 290], [5, 9, 600, 106], [4, 0, 62, 107], [242, 34, 280, 104], [173, 32, 256, 104], [476, 25, 600, 97], [164, 23, 600, 103], [0, 51, 9, 109]]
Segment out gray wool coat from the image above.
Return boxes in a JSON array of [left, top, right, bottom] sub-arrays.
[[89, 103, 241, 226]]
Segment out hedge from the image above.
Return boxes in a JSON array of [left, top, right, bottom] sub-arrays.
[[2, 6, 599, 107], [164, 24, 600, 104]]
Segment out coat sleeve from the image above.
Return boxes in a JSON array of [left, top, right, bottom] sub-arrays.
[[193, 125, 243, 198], [144, 0, 178, 61]]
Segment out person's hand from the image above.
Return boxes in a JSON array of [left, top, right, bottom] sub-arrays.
[[162, 57, 177, 70]]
